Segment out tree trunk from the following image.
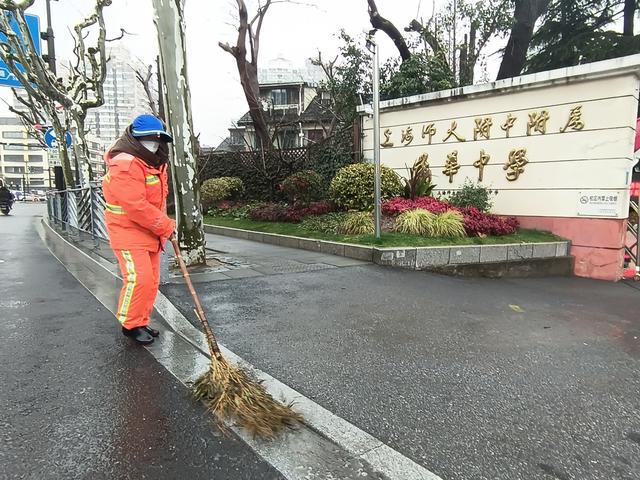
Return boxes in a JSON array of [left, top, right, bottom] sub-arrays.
[[49, 114, 74, 187], [496, 0, 551, 80], [238, 59, 271, 150], [467, 23, 477, 85], [624, 0, 635, 36], [152, 0, 206, 266], [70, 112, 94, 187]]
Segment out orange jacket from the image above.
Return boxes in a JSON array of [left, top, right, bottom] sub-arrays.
[[102, 151, 175, 251]]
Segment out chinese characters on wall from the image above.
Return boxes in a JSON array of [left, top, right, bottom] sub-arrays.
[[378, 105, 585, 182]]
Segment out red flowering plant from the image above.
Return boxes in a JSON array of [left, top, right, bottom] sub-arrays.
[[382, 197, 451, 216], [248, 201, 335, 224]]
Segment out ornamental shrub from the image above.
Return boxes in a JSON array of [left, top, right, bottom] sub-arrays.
[[280, 170, 324, 208], [200, 177, 245, 212], [395, 209, 436, 236], [447, 180, 493, 212], [431, 210, 466, 237], [329, 163, 403, 211], [300, 212, 349, 234], [338, 212, 375, 235]]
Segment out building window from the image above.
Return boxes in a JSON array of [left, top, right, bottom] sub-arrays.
[[280, 130, 298, 149], [28, 145, 43, 151], [230, 130, 244, 146], [5, 166, 24, 173], [4, 144, 25, 150], [2, 131, 23, 139], [271, 88, 286, 105], [307, 129, 324, 143], [28, 155, 43, 163], [3, 154, 23, 162], [29, 166, 44, 174]]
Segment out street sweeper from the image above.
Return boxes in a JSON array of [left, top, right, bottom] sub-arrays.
[[102, 114, 176, 345]]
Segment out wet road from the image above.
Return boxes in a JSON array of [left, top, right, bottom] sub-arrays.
[[0, 204, 283, 479], [163, 233, 640, 480]]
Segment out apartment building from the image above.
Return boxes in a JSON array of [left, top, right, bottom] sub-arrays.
[[0, 117, 50, 192]]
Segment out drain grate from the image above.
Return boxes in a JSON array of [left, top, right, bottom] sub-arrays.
[[270, 262, 333, 274]]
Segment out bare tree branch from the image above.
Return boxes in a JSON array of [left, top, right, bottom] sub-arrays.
[[367, 0, 411, 61], [134, 63, 159, 116], [0, 0, 114, 186], [106, 28, 131, 42]]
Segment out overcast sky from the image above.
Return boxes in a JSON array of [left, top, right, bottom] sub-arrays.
[[5, 0, 507, 146]]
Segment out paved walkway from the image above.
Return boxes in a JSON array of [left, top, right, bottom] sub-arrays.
[[0, 204, 282, 479], [163, 232, 640, 480], [160, 233, 368, 284]]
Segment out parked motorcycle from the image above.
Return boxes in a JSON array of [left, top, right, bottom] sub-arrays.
[[0, 200, 12, 215]]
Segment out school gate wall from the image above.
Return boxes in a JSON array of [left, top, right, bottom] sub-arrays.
[[360, 55, 640, 281]]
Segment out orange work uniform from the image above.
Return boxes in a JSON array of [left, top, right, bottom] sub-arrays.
[[102, 152, 175, 330]]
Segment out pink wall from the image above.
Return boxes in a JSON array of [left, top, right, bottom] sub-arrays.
[[517, 216, 627, 281]]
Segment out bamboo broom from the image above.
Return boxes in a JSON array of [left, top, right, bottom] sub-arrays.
[[170, 237, 302, 438]]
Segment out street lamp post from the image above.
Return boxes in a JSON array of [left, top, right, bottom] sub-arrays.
[[41, 0, 57, 75], [366, 31, 382, 239]]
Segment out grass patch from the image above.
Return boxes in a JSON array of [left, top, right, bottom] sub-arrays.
[[205, 215, 563, 247]]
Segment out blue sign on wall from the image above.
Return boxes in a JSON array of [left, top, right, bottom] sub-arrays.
[[0, 14, 41, 89], [44, 127, 72, 148]]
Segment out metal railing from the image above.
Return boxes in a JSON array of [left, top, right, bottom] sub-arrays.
[[47, 183, 108, 243], [626, 199, 639, 277]]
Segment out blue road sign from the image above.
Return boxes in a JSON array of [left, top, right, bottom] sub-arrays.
[[44, 128, 72, 148], [0, 14, 41, 89]]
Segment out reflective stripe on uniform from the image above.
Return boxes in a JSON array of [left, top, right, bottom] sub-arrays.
[[103, 172, 110, 183], [117, 250, 137, 325], [145, 175, 160, 185], [105, 203, 125, 214]]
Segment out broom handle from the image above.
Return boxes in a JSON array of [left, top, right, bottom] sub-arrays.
[[170, 236, 223, 359]]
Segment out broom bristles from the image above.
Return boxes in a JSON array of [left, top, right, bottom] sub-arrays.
[[193, 357, 303, 439]]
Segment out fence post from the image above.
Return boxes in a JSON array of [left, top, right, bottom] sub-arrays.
[[67, 190, 79, 236], [58, 192, 66, 231], [46, 195, 53, 223], [89, 184, 98, 247]]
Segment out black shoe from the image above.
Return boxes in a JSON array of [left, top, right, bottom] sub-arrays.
[[143, 325, 159, 337], [122, 326, 154, 345]]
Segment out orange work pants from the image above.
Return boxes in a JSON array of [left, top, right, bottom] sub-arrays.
[[113, 249, 161, 330]]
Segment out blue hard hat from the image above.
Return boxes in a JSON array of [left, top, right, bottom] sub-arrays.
[[131, 114, 173, 142]]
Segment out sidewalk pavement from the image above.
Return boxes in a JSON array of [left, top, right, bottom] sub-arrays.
[[162, 231, 640, 480], [160, 233, 369, 284], [1, 204, 283, 479]]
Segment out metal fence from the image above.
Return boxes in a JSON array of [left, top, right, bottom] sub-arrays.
[[47, 183, 108, 243]]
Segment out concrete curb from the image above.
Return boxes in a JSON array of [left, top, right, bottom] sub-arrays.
[[205, 223, 572, 274], [39, 219, 442, 480]]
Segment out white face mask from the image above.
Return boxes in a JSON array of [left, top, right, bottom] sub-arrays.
[[140, 140, 160, 153]]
